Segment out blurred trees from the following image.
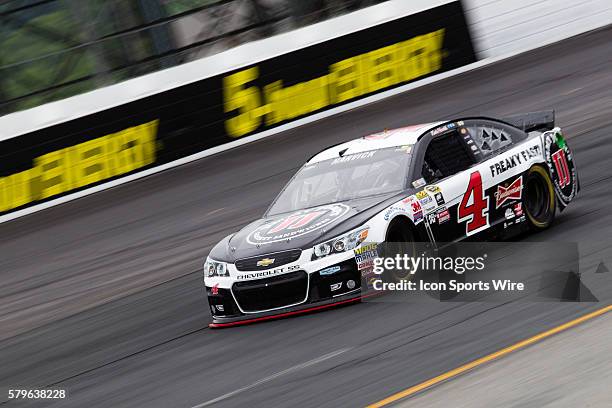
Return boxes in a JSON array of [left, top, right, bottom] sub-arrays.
[[0, 0, 388, 115]]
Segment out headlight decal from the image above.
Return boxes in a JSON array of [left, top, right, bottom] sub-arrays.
[[204, 258, 228, 277], [312, 226, 369, 260]]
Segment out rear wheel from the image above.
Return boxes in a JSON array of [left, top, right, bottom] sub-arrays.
[[524, 165, 556, 230]]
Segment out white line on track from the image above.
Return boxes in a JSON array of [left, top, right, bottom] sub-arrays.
[[192, 347, 351, 408], [204, 208, 225, 218]]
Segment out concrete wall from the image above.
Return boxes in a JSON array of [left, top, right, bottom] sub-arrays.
[[465, 0, 612, 58]]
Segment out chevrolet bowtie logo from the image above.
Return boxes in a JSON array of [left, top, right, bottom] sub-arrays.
[[256, 258, 275, 267]]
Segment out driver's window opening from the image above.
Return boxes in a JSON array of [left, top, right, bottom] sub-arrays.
[[422, 130, 476, 183]]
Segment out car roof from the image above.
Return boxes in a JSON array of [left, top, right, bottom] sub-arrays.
[[308, 122, 444, 163]]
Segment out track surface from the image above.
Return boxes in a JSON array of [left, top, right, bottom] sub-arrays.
[[1, 27, 612, 408], [401, 312, 612, 407]]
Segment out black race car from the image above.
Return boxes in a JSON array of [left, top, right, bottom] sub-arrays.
[[204, 111, 578, 327]]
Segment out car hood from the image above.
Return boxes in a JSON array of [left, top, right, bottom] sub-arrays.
[[211, 192, 405, 262]]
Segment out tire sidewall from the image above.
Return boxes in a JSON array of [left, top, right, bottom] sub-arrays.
[[524, 165, 556, 229]]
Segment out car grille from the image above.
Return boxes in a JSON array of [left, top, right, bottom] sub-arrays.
[[232, 271, 308, 312], [235, 249, 301, 271]]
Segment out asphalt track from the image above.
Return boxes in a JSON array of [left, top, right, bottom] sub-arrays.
[[1, 26, 612, 408], [400, 311, 612, 407]]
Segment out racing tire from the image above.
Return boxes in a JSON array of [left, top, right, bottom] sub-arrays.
[[524, 165, 556, 230], [384, 218, 416, 282]]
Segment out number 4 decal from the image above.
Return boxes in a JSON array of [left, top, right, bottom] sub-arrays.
[[458, 171, 489, 236]]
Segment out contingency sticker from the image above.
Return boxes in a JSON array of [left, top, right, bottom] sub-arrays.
[[354, 243, 379, 273]]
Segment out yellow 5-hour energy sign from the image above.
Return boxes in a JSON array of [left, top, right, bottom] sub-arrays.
[[224, 29, 446, 138], [0, 2, 475, 217], [0, 120, 158, 213]]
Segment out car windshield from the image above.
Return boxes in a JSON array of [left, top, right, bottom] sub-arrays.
[[267, 147, 412, 215]]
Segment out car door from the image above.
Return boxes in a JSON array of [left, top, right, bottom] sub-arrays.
[[462, 119, 532, 230], [412, 123, 488, 244]]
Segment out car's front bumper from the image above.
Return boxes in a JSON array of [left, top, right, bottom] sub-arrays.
[[208, 290, 365, 328], [206, 257, 369, 328]]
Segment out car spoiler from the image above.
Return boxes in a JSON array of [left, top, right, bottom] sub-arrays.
[[501, 110, 555, 132]]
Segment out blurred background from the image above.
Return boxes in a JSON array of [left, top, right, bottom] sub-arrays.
[[0, 0, 388, 115], [1, 1, 611, 407]]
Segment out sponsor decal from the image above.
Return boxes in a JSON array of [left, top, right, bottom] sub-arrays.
[[354, 243, 378, 271], [362, 267, 377, 280], [419, 195, 436, 212], [431, 123, 458, 136], [320, 266, 341, 276], [552, 150, 570, 187], [489, 145, 541, 177], [544, 131, 577, 206], [434, 192, 445, 206], [347, 279, 356, 289], [211, 284, 219, 295], [359, 259, 375, 273], [495, 176, 523, 208], [431, 126, 448, 136], [412, 178, 426, 188], [354, 243, 378, 255], [416, 186, 441, 211], [384, 206, 404, 221], [505, 208, 515, 220], [256, 258, 275, 267], [403, 197, 423, 223], [237, 264, 300, 280], [404, 196, 423, 220], [247, 203, 349, 244], [331, 151, 375, 165], [503, 214, 525, 229], [437, 208, 450, 224], [427, 212, 437, 224], [514, 202, 523, 217], [416, 190, 428, 200], [413, 210, 424, 223], [330, 282, 342, 291]]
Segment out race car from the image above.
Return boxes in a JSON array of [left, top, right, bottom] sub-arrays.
[[204, 111, 579, 327]]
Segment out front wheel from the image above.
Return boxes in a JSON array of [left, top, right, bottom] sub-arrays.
[[384, 218, 416, 281], [524, 165, 556, 230]]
